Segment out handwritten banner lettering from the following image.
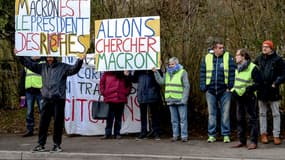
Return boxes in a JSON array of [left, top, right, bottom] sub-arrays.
[[94, 16, 160, 71], [63, 56, 141, 135], [15, 0, 90, 57]]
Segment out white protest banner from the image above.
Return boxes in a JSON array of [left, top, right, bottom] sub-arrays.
[[15, 0, 90, 57], [94, 16, 160, 71], [63, 55, 141, 135]]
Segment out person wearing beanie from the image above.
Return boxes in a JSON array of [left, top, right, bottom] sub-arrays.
[[254, 40, 285, 145], [262, 40, 274, 49]]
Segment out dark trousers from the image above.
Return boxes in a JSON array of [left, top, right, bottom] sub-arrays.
[[38, 99, 65, 146], [140, 102, 160, 135], [105, 103, 125, 136], [236, 95, 258, 144]]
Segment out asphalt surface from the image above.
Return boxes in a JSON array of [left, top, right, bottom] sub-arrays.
[[0, 134, 285, 160]]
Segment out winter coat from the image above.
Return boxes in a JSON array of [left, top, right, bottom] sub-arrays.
[[254, 52, 285, 101], [19, 57, 83, 99], [99, 72, 132, 103], [200, 52, 236, 95], [131, 70, 162, 104]]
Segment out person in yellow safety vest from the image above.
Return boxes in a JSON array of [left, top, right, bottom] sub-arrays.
[[152, 57, 190, 142], [19, 57, 43, 137], [199, 39, 236, 143], [231, 48, 262, 150]]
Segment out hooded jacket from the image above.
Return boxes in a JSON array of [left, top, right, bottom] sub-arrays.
[[19, 57, 83, 99]]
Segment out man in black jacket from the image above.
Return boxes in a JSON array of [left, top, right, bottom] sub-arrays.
[[19, 55, 85, 152], [254, 40, 285, 145]]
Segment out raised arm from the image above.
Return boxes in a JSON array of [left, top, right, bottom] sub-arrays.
[[64, 55, 85, 76], [152, 67, 165, 85], [18, 57, 42, 74]]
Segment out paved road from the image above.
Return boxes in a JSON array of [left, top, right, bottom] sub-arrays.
[[0, 134, 285, 160]]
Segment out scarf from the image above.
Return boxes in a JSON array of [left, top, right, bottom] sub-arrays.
[[237, 60, 249, 72], [167, 64, 182, 77]]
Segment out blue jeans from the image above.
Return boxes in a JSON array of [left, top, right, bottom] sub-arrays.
[[206, 91, 231, 137], [169, 104, 188, 139], [26, 91, 42, 132]]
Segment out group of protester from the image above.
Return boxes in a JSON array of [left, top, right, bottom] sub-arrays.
[[17, 39, 285, 152], [200, 40, 285, 150]]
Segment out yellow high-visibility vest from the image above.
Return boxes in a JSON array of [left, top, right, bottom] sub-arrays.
[[205, 52, 229, 85], [231, 62, 255, 96], [25, 68, 42, 89], [165, 69, 184, 99]]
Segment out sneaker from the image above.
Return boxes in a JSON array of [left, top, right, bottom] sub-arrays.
[[101, 135, 112, 140], [207, 136, 216, 143], [223, 136, 231, 143], [32, 145, 45, 152], [171, 136, 179, 142], [22, 131, 33, 137], [114, 135, 122, 139], [154, 135, 160, 141], [51, 144, 63, 152], [146, 130, 154, 138], [181, 137, 188, 142], [136, 133, 147, 140]]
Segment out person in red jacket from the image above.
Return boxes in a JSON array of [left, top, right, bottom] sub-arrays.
[[99, 71, 132, 139]]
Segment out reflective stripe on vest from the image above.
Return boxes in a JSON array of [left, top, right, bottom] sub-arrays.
[[165, 69, 184, 99], [25, 68, 42, 89], [232, 62, 255, 96], [205, 52, 229, 85]]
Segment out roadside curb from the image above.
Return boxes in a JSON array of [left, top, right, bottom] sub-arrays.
[[0, 150, 266, 160]]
